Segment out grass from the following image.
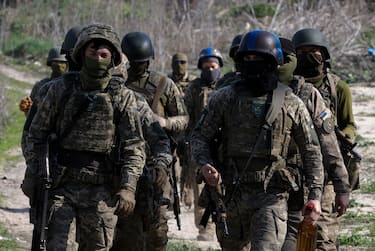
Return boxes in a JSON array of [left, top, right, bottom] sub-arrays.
[[339, 212, 375, 248], [361, 181, 375, 193], [0, 223, 18, 250], [0, 74, 27, 165], [167, 242, 219, 251]]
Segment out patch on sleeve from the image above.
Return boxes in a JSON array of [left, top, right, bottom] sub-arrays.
[[320, 111, 334, 133]]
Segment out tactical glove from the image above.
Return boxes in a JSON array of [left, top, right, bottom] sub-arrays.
[[335, 193, 350, 216], [115, 189, 135, 217], [21, 177, 36, 202], [154, 162, 169, 188], [19, 96, 33, 113]]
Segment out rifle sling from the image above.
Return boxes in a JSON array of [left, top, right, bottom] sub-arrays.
[[151, 76, 167, 115]]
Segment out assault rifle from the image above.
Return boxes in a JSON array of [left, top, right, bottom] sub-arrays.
[[197, 172, 229, 236], [171, 155, 181, 230], [335, 127, 362, 161], [30, 146, 52, 251]]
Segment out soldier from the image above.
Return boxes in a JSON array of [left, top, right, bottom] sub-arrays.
[[20, 23, 145, 250], [184, 46, 223, 241], [61, 25, 84, 72], [168, 52, 193, 208], [168, 52, 193, 95], [216, 34, 243, 89], [114, 31, 188, 251], [292, 28, 357, 250], [278, 38, 350, 251], [190, 30, 324, 250], [19, 47, 68, 116]]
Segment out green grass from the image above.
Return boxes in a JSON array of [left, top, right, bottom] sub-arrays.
[[0, 74, 28, 165], [339, 212, 375, 247], [167, 242, 219, 251], [361, 181, 375, 193], [0, 222, 18, 250]]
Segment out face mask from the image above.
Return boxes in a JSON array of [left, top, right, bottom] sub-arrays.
[[201, 68, 221, 83], [295, 52, 325, 82], [172, 61, 188, 76], [240, 60, 278, 95], [50, 62, 67, 78], [128, 62, 148, 79], [278, 54, 297, 84], [80, 56, 112, 90]]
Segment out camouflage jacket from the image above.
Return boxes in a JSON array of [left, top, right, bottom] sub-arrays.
[[215, 71, 240, 90], [289, 76, 350, 194], [25, 72, 145, 192], [184, 77, 216, 135], [190, 83, 324, 200], [168, 72, 193, 96], [126, 70, 188, 133]]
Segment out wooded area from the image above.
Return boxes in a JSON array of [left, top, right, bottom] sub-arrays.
[[0, 0, 374, 78]]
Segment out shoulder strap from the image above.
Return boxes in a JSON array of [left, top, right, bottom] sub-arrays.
[[151, 75, 167, 114], [264, 83, 290, 128]]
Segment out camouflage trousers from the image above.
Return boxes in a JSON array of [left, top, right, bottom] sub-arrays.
[[47, 182, 117, 251], [281, 210, 302, 251], [111, 205, 169, 251], [217, 190, 288, 251], [316, 184, 340, 251]]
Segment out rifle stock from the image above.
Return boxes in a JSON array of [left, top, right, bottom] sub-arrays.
[[171, 156, 181, 230]]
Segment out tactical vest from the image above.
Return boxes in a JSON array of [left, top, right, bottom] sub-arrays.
[[57, 74, 122, 154], [317, 73, 339, 120], [126, 71, 168, 117]]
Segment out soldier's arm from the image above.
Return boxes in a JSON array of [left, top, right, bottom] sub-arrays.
[[183, 83, 196, 135], [137, 95, 172, 167], [118, 90, 146, 192], [336, 80, 356, 140], [164, 78, 189, 132], [308, 88, 350, 195], [291, 96, 324, 201]]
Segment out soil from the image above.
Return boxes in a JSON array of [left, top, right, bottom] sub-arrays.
[[0, 63, 373, 250]]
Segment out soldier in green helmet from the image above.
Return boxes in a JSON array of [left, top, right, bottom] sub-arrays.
[[21, 23, 145, 250], [292, 28, 357, 251]]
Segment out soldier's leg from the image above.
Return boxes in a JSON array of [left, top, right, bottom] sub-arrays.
[[250, 196, 288, 251], [216, 200, 251, 251], [193, 181, 215, 241], [47, 194, 77, 251], [144, 205, 169, 251], [111, 214, 145, 251], [316, 184, 339, 251], [76, 185, 117, 251], [180, 148, 194, 208], [281, 210, 302, 251]]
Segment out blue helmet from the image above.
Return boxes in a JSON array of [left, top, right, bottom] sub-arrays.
[[236, 30, 283, 66], [197, 47, 223, 69]]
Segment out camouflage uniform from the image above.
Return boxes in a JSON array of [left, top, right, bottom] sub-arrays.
[[293, 29, 355, 250], [190, 81, 324, 250], [184, 77, 217, 240], [215, 71, 240, 90], [281, 75, 350, 251], [120, 70, 188, 251], [22, 24, 145, 250], [112, 88, 172, 251]]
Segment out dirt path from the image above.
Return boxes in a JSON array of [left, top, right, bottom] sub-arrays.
[[0, 63, 373, 250]]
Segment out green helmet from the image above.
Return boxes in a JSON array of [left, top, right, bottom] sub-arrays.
[[46, 47, 67, 66], [292, 28, 330, 59], [61, 25, 84, 54], [72, 23, 122, 67]]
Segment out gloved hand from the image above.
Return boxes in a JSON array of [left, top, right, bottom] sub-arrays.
[[19, 96, 33, 113], [335, 193, 350, 216], [115, 189, 135, 217], [302, 200, 321, 225], [154, 162, 169, 188], [21, 177, 36, 201]]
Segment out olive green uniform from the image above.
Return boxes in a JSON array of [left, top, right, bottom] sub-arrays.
[[190, 82, 324, 251]]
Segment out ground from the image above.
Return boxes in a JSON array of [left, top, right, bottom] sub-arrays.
[[0, 63, 373, 250]]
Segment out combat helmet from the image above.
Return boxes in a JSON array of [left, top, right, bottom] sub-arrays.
[[121, 32, 155, 62], [61, 25, 84, 54], [197, 47, 223, 69], [229, 34, 243, 58], [46, 47, 67, 66], [72, 23, 122, 67], [236, 29, 283, 67], [292, 28, 330, 59]]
